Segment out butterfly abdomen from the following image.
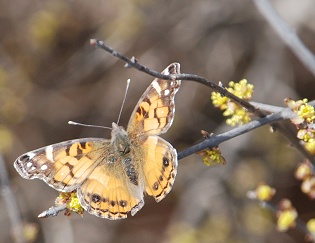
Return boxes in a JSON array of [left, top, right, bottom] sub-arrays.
[[123, 157, 138, 186]]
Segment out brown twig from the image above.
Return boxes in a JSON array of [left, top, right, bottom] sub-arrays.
[[90, 39, 265, 118], [38, 204, 67, 218]]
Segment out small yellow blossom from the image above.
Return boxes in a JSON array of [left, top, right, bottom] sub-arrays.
[[286, 98, 315, 125], [305, 141, 315, 155], [277, 199, 297, 232], [277, 209, 298, 232], [301, 177, 315, 199], [255, 184, 276, 201], [295, 161, 312, 180], [297, 128, 315, 142], [226, 107, 252, 126], [227, 79, 254, 100], [56, 192, 84, 217], [68, 192, 84, 214], [307, 219, 315, 233], [197, 148, 226, 166], [298, 105, 315, 124], [211, 92, 228, 109]]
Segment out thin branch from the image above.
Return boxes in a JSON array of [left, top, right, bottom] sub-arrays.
[[178, 107, 295, 159], [0, 155, 25, 243], [179, 104, 315, 163], [38, 204, 67, 218], [90, 39, 265, 118], [253, 0, 315, 77], [250, 102, 284, 113]]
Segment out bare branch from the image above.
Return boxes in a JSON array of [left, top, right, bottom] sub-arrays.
[[38, 204, 67, 218], [178, 107, 294, 159], [90, 39, 265, 118]]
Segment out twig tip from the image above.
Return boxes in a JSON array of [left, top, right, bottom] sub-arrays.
[[89, 38, 97, 46]]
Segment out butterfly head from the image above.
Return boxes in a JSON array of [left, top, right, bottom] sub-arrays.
[[111, 122, 130, 155]]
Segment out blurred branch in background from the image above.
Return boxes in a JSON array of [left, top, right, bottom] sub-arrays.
[[253, 0, 315, 77], [0, 154, 25, 243]]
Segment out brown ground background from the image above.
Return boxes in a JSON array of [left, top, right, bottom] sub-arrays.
[[1, 0, 315, 242]]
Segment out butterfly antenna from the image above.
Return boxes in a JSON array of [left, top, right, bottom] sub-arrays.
[[68, 121, 111, 130], [117, 78, 131, 125]]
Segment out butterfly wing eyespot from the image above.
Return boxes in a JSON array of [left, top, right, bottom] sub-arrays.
[[127, 62, 181, 136]]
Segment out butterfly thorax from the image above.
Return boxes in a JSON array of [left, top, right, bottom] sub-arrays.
[[111, 122, 130, 155], [111, 122, 139, 186]]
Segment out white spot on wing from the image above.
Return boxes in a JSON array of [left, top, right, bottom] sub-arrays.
[[152, 80, 162, 95], [26, 162, 33, 168], [41, 164, 48, 171], [46, 145, 54, 162], [26, 152, 36, 160], [164, 89, 170, 96]]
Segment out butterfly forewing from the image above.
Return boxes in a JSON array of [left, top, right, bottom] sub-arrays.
[[14, 138, 110, 192], [127, 63, 181, 136]]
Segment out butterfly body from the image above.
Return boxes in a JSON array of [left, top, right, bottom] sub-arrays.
[[14, 63, 181, 219]]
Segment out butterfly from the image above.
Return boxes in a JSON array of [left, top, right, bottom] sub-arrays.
[[14, 63, 181, 220]]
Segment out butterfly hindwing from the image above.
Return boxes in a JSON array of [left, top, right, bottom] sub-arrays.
[[140, 136, 177, 202], [78, 164, 144, 219]]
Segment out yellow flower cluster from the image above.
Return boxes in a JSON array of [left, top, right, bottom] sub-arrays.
[[297, 128, 315, 143], [305, 141, 315, 154], [286, 98, 315, 125], [307, 219, 315, 233], [197, 148, 226, 166], [286, 98, 315, 154], [227, 80, 254, 100], [255, 184, 276, 201], [297, 100, 315, 123], [211, 79, 253, 126], [276, 198, 315, 238], [276, 199, 298, 232], [68, 192, 84, 214], [56, 192, 84, 217], [277, 208, 298, 232]]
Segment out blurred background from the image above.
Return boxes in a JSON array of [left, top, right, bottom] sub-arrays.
[[1, 0, 315, 242]]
